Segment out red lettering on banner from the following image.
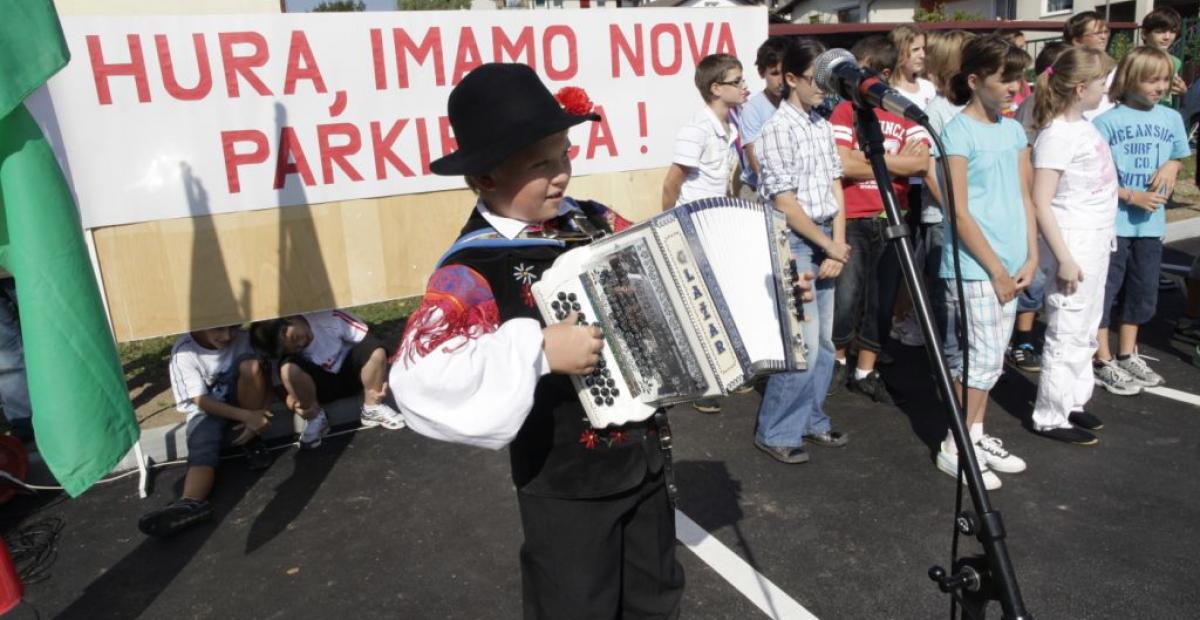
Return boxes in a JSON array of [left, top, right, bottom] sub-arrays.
[[283, 31, 327, 95], [370, 28, 387, 90], [609, 25, 643, 78], [371, 119, 416, 179], [586, 105, 617, 159], [650, 24, 681, 75], [219, 32, 272, 97], [685, 23, 713, 64], [317, 123, 364, 184], [542, 26, 577, 81], [394, 28, 445, 88], [492, 26, 535, 68], [438, 116, 458, 157], [221, 129, 269, 193], [715, 23, 737, 56], [155, 34, 212, 101], [452, 27, 483, 85], [87, 34, 151, 105], [415, 117, 432, 175], [273, 126, 316, 189]]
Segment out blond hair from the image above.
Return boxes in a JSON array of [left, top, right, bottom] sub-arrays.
[[1108, 46, 1173, 104], [925, 30, 975, 95], [1032, 47, 1114, 129], [889, 24, 925, 74]]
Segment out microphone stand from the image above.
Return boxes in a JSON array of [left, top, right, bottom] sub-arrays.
[[850, 105, 1031, 620]]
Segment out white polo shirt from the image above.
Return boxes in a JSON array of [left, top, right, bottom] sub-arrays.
[[672, 106, 738, 206]]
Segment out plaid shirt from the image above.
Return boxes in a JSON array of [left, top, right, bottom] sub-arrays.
[[757, 101, 843, 223]]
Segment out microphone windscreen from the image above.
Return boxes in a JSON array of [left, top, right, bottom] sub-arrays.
[[813, 48, 855, 93]]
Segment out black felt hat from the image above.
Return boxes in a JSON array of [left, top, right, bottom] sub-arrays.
[[429, 63, 600, 176]]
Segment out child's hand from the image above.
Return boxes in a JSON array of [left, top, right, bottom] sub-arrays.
[[824, 240, 852, 263], [817, 258, 843, 279], [991, 273, 1018, 303], [794, 270, 815, 303], [1056, 259, 1084, 296], [543, 312, 603, 375], [901, 139, 929, 157], [1170, 75, 1187, 96], [1148, 162, 1181, 200], [1013, 260, 1038, 291], [1127, 190, 1167, 212]]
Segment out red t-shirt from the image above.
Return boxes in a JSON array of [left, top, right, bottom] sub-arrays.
[[830, 101, 930, 219]]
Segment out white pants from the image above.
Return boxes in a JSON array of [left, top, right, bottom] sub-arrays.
[[1031, 228, 1114, 429]]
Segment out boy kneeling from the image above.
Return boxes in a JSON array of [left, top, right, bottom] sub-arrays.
[[252, 310, 404, 450]]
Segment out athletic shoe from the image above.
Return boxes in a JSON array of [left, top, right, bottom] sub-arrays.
[[299, 410, 330, 450], [138, 498, 213, 537], [1093, 359, 1142, 396], [1117, 351, 1164, 387], [1068, 411, 1103, 431], [361, 402, 407, 430], [936, 444, 1001, 490], [828, 360, 847, 397], [1006, 342, 1042, 373], [975, 435, 1026, 474], [1158, 275, 1176, 291], [891, 313, 926, 347], [692, 398, 721, 414], [1033, 425, 1098, 445], [1174, 317, 1200, 343], [754, 439, 809, 464], [805, 430, 850, 448], [848, 370, 894, 404]]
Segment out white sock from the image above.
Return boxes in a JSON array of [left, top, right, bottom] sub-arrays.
[[854, 367, 871, 380], [835, 357, 847, 366], [970, 423, 985, 443]]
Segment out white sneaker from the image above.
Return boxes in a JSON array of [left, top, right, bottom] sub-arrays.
[[361, 402, 406, 430], [1116, 350, 1164, 387], [299, 411, 329, 449], [936, 442, 1001, 490], [1093, 359, 1142, 396], [975, 435, 1026, 474]]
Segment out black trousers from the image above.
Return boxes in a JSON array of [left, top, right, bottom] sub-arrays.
[[517, 471, 684, 620]]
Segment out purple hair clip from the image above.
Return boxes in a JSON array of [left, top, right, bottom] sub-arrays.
[[1043, 66, 1055, 77]]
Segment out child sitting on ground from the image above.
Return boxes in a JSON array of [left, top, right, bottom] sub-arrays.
[[138, 325, 273, 537], [251, 309, 405, 449]]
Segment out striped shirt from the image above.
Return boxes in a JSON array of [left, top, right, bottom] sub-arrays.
[[757, 100, 843, 223]]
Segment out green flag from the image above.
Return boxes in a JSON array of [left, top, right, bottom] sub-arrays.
[[0, 0, 139, 496]]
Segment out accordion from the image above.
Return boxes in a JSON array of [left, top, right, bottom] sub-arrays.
[[532, 197, 808, 428]]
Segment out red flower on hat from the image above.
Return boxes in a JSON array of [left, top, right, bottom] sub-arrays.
[[555, 87, 594, 116]]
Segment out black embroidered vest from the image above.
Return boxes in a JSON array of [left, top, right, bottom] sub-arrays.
[[442, 202, 665, 499]]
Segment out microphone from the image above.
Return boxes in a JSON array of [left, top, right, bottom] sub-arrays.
[[813, 48, 929, 124]]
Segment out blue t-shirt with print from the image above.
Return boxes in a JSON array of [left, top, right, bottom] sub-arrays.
[[736, 91, 779, 189], [1092, 104, 1190, 238], [938, 113, 1029, 281]]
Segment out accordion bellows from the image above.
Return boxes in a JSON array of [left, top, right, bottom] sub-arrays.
[[533, 197, 808, 428]]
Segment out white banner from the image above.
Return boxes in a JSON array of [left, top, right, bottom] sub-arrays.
[[29, 8, 767, 229]]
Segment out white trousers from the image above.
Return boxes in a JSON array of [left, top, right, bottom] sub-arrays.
[[1032, 227, 1114, 429]]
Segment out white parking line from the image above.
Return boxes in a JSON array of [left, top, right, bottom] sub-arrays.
[[1144, 386, 1200, 407], [675, 510, 818, 620]]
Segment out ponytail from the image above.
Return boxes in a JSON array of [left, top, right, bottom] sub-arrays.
[[1032, 47, 1113, 130], [948, 35, 1030, 107]]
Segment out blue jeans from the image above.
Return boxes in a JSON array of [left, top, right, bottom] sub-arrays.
[[0, 280, 31, 430], [756, 226, 835, 448], [1017, 266, 1046, 313]]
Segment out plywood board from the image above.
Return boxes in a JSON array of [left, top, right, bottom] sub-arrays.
[[95, 167, 669, 341]]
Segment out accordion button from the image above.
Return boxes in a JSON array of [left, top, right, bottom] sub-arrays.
[[568, 292, 577, 302], [594, 396, 604, 405], [590, 387, 600, 396], [604, 397, 614, 406], [600, 388, 610, 397], [557, 292, 567, 301], [611, 388, 620, 397], [601, 369, 611, 377], [597, 359, 606, 368], [606, 379, 615, 388], [585, 377, 594, 387], [551, 301, 561, 310], [571, 303, 581, 311]]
